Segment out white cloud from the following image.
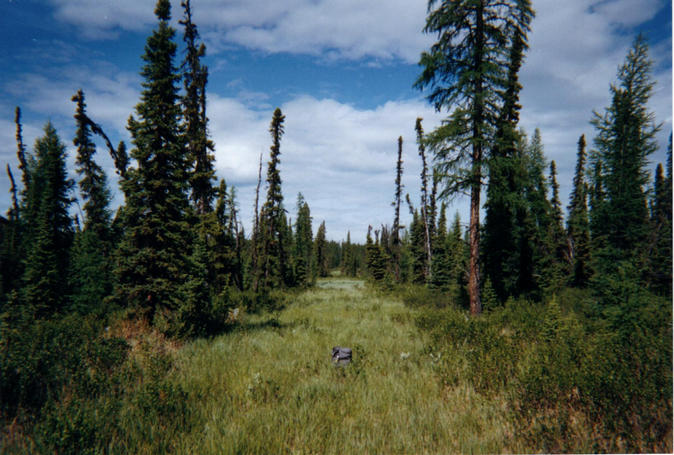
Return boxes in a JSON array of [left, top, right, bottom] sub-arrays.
[[49, 0, 432, 63], [206, 94, 447, 242]]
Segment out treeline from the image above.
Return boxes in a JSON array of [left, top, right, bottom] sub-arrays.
[[0, 0, 362, 450], [366, 14, 671, 310], [365, 1, 671, 451]]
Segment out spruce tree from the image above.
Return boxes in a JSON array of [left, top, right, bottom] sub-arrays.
[[523, 129, 552, 295], [314, 221, 328, 278], [392, 136, 404, 282], [72, 90, 112, 237], [649, 160, 672, 295], [544, 160, 570, 290], [213, 179, 241, 292], [70, 90, 114, 313], [447, 212, 468, 304], [114, 0, 192, 325], [258, 108, 291, 289], [415, 0, 534, 314], [431, 202, 451, 291], [566, 134, 591, 286], [180, 0, 216, 215], [294, 193, 313, 286], [415, 120, 433, 283], [365, 226, 386, 281], [591, 35, 660, 270], [408, 210, 426, 284], [23, 124, 74, 317], [483, 31, 528, 301]]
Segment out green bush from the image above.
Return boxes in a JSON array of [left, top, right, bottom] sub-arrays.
[[401, 285, 452, 308], [414, 286, 672, 453]]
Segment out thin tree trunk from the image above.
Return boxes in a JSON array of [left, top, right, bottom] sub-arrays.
[[252, 153, 263, 292], [469, 0, 484, 315], [468, 175, 481, 315]]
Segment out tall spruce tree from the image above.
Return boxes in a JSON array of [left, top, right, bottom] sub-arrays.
[[72, 90, 112, 236], [258, 108, 291, 288], [523, 128, 552, 294], [590, 35, 660, 271], [545, 160, 569, 290], [415, 0, 534, 314], [415, 119, 433, 283], [23, 124, 74, 317], [392, 136, 404, 282], [114, 0, 192, 325], [483, 30, 528, 301], [180, 0, 216, 215], [70, 90, 114, 313], [566, 134, 591, 286]]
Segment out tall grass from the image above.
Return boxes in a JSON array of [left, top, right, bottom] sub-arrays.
[[169, 279, 518, 454]]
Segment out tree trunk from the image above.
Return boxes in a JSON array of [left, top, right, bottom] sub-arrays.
[[469, 0, 484, 315], [469, 173, 481, 315]]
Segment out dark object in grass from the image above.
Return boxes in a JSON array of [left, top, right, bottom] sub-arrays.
[[332, 346, 352, 365]]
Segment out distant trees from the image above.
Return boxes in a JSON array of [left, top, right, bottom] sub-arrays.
[[294, 193, 314, 286], [416, 0, 534, 314]]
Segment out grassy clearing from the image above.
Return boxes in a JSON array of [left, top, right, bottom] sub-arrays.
[[170, 278, 518, 454]]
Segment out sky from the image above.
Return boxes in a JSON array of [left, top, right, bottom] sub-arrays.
[[0, 0, 671, 243]]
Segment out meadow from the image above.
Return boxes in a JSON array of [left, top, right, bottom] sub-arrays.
[[168, 278, 516, 454]]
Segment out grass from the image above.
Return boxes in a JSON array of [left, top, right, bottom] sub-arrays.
[[168, 278, 519, 454]]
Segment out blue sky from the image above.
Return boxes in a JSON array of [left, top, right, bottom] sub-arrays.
[[0, 0, 671, 242]]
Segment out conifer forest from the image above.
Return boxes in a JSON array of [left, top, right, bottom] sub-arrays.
[[0, 0, 671, 453]]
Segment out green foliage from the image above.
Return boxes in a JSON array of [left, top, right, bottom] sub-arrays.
[[0, 313, 128, 419], [567, 135, 592, 287], [648, 152, 672, 295], [314, 220, 328, 278], [181, 0, 216, 216], [480, 277, 499, 311], [590, 36, 660, 270], [256, 108, 293, 290], [69, 229, 114, 316], [22, 123, 75, 317], [483, 30, 529, 302], [411, 283, 672, 453], [72, 89, 112, 238], [294, 193, 314, 286], [114, 0, 193, 323], [365, 226, 387, 282], [416, 0, 534, 312]]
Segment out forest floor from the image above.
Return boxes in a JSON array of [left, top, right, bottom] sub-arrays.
[[168, 277, 520, 454]]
